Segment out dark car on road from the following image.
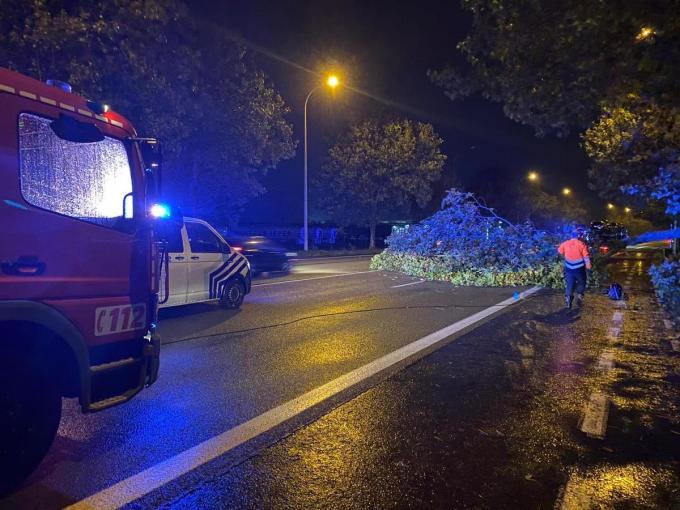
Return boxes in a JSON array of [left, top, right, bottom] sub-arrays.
[[226, 234, 292, 274], [590, 220, 628, 241]]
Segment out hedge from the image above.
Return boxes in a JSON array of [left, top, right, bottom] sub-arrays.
[[649, 260, 680, 323], [370, 251, 605, 289]]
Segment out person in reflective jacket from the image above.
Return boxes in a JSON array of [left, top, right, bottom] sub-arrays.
[[558, 228, 592, 309]]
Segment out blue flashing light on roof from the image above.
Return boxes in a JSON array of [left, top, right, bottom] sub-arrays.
[[46, 79, 72, 93], [150, 203, 171, 219]]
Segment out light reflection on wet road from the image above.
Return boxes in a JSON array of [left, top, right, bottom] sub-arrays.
[[4, 254, 678, 509], [136, 252, 679, 510], [3, 256, 528, 509]]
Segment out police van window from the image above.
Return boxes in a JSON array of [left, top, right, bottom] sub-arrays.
[[186, 222, 222, 253], [166, 226, 185, 253], [18, 113, 133, 229]]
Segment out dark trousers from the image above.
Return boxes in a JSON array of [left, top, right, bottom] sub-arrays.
[[564, 267, 587, 298]]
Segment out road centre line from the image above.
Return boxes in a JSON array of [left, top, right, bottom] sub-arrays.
[[252, 270, 377, 287], [579, 392, 609, 439], [66, 286, 541, 510], [596, 351, 615, 371], [557, 473, 595, 510], [391, 279, 426, 288], [289, 254, 374, 261], [607, 326, 621, 342]]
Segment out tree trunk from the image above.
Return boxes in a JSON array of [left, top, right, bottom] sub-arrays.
[[368, 203, 378, 250]]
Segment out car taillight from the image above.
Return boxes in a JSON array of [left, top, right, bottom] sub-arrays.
[[599, 245, 609, 254], [232, 246, 243, 253]]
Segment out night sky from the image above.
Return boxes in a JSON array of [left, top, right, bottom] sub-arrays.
[[188, 0, 597, 226]]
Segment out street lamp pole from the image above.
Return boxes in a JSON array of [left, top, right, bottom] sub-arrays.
[[303, 86, 320, 252], [302, 74, 339, 251]]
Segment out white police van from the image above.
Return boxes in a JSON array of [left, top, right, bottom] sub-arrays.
[[160, 217, 251, 309]]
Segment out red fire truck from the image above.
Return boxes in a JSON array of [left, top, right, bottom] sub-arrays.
[[0, 67, 175, 493]]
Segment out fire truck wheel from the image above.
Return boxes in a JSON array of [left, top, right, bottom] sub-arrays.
[[219, 278, 245, 309], [0, 364, 62, 496]]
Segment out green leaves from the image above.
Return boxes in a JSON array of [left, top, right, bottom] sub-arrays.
[[584, 98, 680, 213], [649, 261, 680, 322], [371, 252, 568, 289], [318, 118, 446, 247], [433, 0, 680, 215], [372, 189, 608, 288]]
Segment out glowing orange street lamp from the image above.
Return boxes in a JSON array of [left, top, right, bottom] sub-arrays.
[[607, 203, 615, 210], [624, 207, 631, 214], [636, 26, 655, 42], [527, 171, 539, 182], [326, 75, 339, 88], [562, 187, 572, 196]]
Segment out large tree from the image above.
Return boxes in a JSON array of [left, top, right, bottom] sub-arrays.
[[431, 0, 680, 216], [0, 0, 296, 225], [318, 118, 446, 248], [583, 97, 680, 216]]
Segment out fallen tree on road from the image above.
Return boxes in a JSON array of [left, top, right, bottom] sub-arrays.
[[371, 189, 604, 288]]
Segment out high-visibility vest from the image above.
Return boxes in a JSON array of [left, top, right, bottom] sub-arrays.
[[558, 238, 591, 270]]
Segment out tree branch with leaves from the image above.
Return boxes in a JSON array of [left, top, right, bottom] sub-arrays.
[[317, 118, 446, 248]]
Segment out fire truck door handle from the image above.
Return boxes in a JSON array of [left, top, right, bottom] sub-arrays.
[[174, 256, 185, 260], [2, 257, 45, 276], [190, 256, 200, 260]]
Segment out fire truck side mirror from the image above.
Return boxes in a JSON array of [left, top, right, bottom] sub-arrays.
[[136, 138, 163, 197]]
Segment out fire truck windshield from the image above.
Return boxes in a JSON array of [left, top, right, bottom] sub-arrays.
[[18, 113, 134, 229]]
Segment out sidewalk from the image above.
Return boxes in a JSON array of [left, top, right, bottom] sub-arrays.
[[556, 256, 680, 509], [138, 256, 680, 510]]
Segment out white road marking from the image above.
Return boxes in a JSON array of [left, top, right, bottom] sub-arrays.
[[289, 254, 373, 261], [391, 279, 426, 288], [663, 319, 673, 330], [596, 351, 615, 371], [671, 340, 679, 352], [557, 474, 594, 510], [66, 286, 541, 510], [612, 311, 623, 324], [579, 392, 609, 439], [252, 270, 377, 287], [607, 326, 621, 342]]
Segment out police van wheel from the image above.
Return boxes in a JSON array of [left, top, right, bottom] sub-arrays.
[[0, 363, 61, 496], [220, 279, 245, 309]]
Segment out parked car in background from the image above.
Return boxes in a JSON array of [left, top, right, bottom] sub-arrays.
[[225, 234, 292, 275], [161, 218, 251, 309], [590, 220, 628, 241]]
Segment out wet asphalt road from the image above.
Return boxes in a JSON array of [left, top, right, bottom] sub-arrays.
[[129, 251, 679, 510], [3, 256, 532, 509]]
